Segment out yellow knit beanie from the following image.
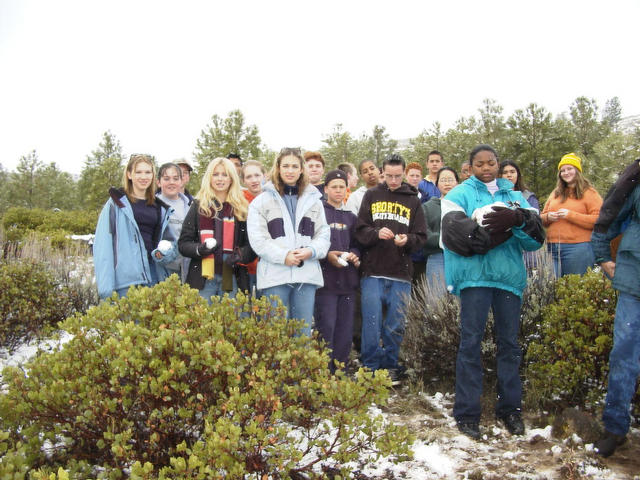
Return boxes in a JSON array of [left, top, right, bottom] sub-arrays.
[[558, 152, 582, 172]]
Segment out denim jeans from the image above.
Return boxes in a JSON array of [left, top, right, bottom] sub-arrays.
[[454, 287, 523, 422], [425, 252, 446, 296], [602, 292, 640, 436], [548, 242, 595, 277], [199, 274, 237, 304], [360, 276, 411, 371], [261, 283, 317, 337]]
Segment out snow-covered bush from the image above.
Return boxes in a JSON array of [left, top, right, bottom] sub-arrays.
[[0, 277, 412, 478]]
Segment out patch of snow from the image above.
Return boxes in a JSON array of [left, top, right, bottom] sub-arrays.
[[526, 425, 553, 441]]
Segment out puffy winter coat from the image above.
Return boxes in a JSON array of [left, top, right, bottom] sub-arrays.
[[93, 188, 177, 299], [247, 182, 330, 290], [441, 176, 544, 297]]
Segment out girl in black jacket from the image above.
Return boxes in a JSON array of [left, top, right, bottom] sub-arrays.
[[178, 158, 254, 302]]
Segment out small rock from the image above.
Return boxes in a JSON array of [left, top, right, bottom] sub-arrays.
[[552, 407, 602, 444]]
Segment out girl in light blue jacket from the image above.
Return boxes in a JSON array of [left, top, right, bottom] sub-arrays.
[[247, 148, 330, 336], [93, 154, 177, 299]]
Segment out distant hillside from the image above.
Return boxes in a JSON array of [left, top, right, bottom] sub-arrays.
[[619, 115, 640, 134]]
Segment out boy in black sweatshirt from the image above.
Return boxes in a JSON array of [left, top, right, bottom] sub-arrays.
[[355, 154, 427, 379]]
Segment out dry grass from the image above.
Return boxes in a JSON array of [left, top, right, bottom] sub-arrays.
[[0, 227, 98, 312]]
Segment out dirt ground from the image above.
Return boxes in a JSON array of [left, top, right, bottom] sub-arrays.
[[364, 389, 640, 480]]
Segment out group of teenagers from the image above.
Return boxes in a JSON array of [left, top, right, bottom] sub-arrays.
[[93, 145, 639, 458]]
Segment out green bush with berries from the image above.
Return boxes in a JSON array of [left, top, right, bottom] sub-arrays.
[[0, 276, 412, 479]]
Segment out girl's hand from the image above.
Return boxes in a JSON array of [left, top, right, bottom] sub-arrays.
[[285, 251, 301, 266], [292, 247, 313, 261], [556, 208, 569, 218]]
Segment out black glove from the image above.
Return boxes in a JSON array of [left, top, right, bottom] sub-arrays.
[[198, 242, 215, 257], [488, 229, 513, 249], [483, 206, 524, 233]]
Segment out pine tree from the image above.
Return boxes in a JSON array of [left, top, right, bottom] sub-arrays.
[[7, 150, 42, 208], [506, 103, 556, 197], [193, 110, 262, 184], [78, 131, 124, 211], [320, 123, 357, 169]]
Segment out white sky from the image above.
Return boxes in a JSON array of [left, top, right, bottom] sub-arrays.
[[1, 0, 638, 175]]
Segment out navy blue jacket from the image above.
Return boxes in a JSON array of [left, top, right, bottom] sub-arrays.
[[317, 201, 360, 294]]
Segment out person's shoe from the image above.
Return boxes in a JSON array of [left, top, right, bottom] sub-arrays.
[[456, 421, 481, 440], [386, 368, 402, 386], [594, 431, 626, 458], [498, 412, 525, 435]]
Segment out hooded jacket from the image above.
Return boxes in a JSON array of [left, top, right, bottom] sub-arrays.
[[93, 188, 177, 299], [591, 159, 640, 297], [355, 181, 427, 282], [247, 181, 330, 290], [441, 176, 544, 297]]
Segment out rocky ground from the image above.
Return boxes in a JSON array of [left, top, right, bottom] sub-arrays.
[[355, 390, 640, 480]]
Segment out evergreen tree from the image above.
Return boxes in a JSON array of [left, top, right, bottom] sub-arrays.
[[193, 109, 262, 184], [441, 116, 482, 170], [33, 162, 78, 210], [602, 96, 622, 130], [320, 123, 357, 170], [569, 96, 609, 157], [477, 98, 507, 152], [0, 163, 9, 215], [7, 150, 42, 209], [78, 131, 124, 211], [407, 122, 444, 166], [590, 131, 640, 194], [506, 103, 556, 197]]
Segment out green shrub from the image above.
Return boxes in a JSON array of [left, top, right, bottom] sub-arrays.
[[0, 277, 412, 478], [525, 269, 620, 410], [1, 207, 98, 243], [0, 261, 78, 352]]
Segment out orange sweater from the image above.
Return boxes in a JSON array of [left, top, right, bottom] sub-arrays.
[[541, 187, 603, 244]]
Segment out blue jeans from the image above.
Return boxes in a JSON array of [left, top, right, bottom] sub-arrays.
[[261, 283, 317, 337], [548, 242, 595, 277], [602, 292, 640, 436], [426, 252, 446, 296], [199, 274, 237, 304], [360, 276, 411, 371], [454, 287, 523, 422]]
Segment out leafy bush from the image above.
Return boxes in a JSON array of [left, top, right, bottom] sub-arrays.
[[0, 261, 79, 352], [1, 207, 98, 243], [0, 277, 412, 478], [0, 230, 97, 351], [525, 269, 621, 409]]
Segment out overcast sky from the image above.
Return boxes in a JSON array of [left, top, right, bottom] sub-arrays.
[[1, 0, 638, 175]]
